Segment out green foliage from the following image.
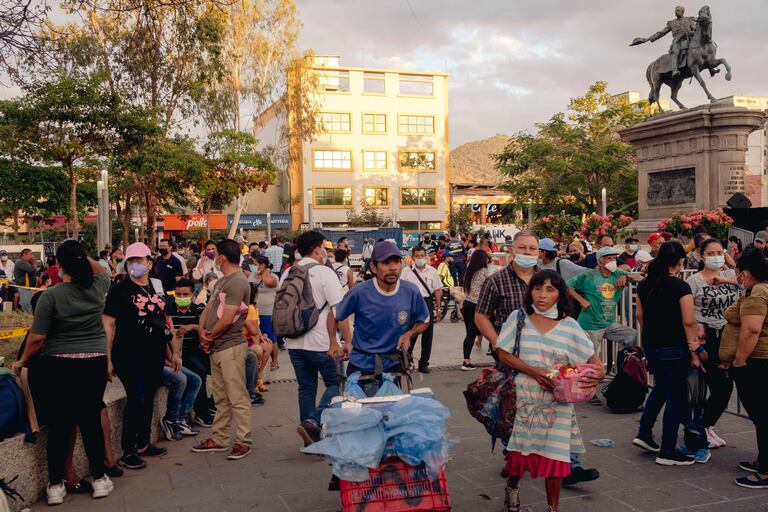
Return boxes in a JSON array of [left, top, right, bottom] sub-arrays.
[[496, 82, 652, 217], [448, 206, 474, 235], [532, 214, 583, 242], [345, 208, 390, 228]]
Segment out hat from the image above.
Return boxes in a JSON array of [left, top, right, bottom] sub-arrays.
[[635, 250, 654, 264], [323, 240, 333, 249], [755, 231, 768, 243], [234, 235, 246, 243], [0, 250, 6, 256], [125, 242, 152, 260], [596, 246, 621, 259], [647, 232, 663, 244], [539, 238, 557, 252], [371, 241, 402, 262]]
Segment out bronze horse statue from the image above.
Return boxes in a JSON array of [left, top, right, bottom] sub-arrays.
[[635, 6, 732, 111]]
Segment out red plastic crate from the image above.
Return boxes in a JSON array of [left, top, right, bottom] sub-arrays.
[[339, 460, 451, 512]]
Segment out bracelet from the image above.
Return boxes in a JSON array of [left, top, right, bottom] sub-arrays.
[[695, 345, 706, 355]]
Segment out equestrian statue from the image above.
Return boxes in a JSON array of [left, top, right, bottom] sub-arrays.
[[631, 5, 732, 111]]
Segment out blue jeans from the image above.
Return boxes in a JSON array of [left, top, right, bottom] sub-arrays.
[[260, 315, 276, 343], [289, 349, 338, 424], [162, 366, 202, 422], [245, 350, 258, 397], [638, 347, 690, 454]]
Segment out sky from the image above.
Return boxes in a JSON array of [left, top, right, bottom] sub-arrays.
[[295, 0, 768, 148]]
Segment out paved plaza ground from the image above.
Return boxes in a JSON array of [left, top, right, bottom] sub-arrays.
[[39, 322, 767, 512]]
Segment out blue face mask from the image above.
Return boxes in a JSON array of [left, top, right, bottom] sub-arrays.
[[533, 304, 559, 320], [514, 253, 538, 269]]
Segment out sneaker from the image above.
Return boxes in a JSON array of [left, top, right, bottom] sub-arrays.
[[633, 433, 661, 453], [162, 417, 183, 441], [735, 475, 768, 489], [563, 467, 600, 486], [503, 484, 521, 512], [707, 427, 726, 448], [461, 362, 476, 371], [250, 393, 265, 406], [655, 451, 696, 466], [191, 411, 213, 428], [65, 479, 93, 494], [176, 420, 199, 436], [104, 465, 123, 478], [137, 444, 167, 457], [418, 365, 431, 374], [227, 443, 251, 460], [191, 438, 228, 453], [740, 461, 760, 473], [297, 419, 321, 446], [92, 475, 114, 499], [47, 481, 67, 506], [694, 448, 711, 464], [118, 453, 147, 470]]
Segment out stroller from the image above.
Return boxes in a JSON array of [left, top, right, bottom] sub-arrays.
[[440, 287, 463, 323]]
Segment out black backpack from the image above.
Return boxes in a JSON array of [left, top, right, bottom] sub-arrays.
[[603, 346, 649, 413]]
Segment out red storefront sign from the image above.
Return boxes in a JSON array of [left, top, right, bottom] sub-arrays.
[[163, 214, 228, 231]]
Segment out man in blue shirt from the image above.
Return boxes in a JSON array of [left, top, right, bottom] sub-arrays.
[[329, 241, 430, 374]]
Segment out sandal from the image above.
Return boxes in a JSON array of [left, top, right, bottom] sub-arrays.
[[270, 363, 279, 371], [257, 379, 270, 392]]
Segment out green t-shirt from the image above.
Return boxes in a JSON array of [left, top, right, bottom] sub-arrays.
[[567, 269, 626, 331], [32, 272, 111, 356]]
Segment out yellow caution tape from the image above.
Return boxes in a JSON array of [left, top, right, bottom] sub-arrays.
[[0, 327, 29, 340]]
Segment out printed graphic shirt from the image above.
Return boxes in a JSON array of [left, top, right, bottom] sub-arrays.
[[686, 270, 739, 329], [567, 269, 627, 331]]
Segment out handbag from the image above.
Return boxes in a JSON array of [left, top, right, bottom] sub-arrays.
[[463, 308, 525, 450]]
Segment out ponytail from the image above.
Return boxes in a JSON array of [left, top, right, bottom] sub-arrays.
[[56, 240, 94, 288]]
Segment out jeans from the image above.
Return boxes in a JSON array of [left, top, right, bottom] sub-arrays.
[[182, 347, 214, 417], [115, 361, 163, 455], [162, 366, 202, 422], [40, 356, 107, 483], [289, 349, 338, 424], [461, 301, 479, 360], [586, 323, 637, 355], [17, 288, 34, 313], [449, 260, 465, 286], [409, 297, 434, 368], [732, 360, 768, 474], [702, 326, 733, 428], [245, 350, 258, 396], [638, 347, 690, 454]]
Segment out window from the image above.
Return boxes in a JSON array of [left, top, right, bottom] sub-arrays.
[[363, 151, 387, 171], [313, 150, 352, 170], [364, 72, 386, 94], [317, 69, 350, 92], [398, 115, 435, 135], [318, 112, 351, 133], [362, 113, 387, 134], [399, 151, 436, 171], [315, 187, 352, 207], [399, 74, 433, 96], [400, 187, 437, 207], [364, 187, 389, 207]]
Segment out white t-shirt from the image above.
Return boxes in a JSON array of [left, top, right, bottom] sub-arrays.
[[686, 269, 739, 329], [279, 257, 345, 351], [401, 264, 441, 299]]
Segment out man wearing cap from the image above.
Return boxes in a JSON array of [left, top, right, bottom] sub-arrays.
[[330, 240, 430, 377], [753, 231, 768, 257], [618, 237, 640, 270], [567, 246, 636, 358], [401, 245, 442, 373], [537, 238, 587, 282], [583, 235, 614, 269], [648, 233, 664, 258]]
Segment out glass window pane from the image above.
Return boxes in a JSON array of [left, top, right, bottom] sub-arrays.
[[399, 77, 433, 96]]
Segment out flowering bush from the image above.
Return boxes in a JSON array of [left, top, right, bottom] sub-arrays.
[[533, 214, 582, 242], [657, 209, 733, 241], [579, 214, 636, 242]]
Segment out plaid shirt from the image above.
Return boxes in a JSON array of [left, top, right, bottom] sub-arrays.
[[475, 265, 532, 333]]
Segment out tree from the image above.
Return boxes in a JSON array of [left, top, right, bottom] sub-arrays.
[[199, 129, 275, 238], [0, 0, 50, 76], [496, 81, 653, 218]]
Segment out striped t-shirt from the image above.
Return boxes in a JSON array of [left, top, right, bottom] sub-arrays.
[[496, 311, 595, 463]]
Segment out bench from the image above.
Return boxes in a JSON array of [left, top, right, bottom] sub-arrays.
[[0, 380, 168, 512]]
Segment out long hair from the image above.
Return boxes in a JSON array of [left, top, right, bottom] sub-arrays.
[[737, 246, 768, 282], [462, 249, 489, 289], [56, 240, 94, 288], [523, 270, 571, 320], [644, 240, 686, 290]]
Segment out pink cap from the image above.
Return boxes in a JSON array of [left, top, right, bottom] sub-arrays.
[[125, 242, 152, 260]]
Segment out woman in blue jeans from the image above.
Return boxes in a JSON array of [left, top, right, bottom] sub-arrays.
[[632, 241, 702, 466]]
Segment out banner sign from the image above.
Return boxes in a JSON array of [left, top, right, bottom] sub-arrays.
[[229, 213, 291, 230], [163, 214, 228, 231]]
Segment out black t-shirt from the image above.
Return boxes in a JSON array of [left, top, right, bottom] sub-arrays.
[[637, 275, 692, 349], [104, 279, 170, 368], [153, 255, 182, 292], [166, 301, 205, 353]]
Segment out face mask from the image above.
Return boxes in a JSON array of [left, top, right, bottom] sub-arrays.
[[205, 250, 216, 260], [704, 256, 725, 270], [159, 248, 169, 256], [328, 255, 335, 262], [414, 258, 426, 268], [248, 264, 256, 273], [513, 253, 538, 269], [294, 251, 301, 260], [629, 245, 638, 252], [1, 256, 7, 261], [604, 261, 618, 273], [322, 253, 328, 264], [569, 253, 581, 262], [175, 296, 192, 308], [533, 304, 559, 320], [128, 262, 149, 278], [207, 281, 218, 292]]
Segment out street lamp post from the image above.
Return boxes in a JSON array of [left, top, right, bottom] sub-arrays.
[[101, 170, 110, 249], [266, 212, 272, 241], [307, 188, 313, 229], [601, 187, 607, 217], [417, 170, 421, 233]]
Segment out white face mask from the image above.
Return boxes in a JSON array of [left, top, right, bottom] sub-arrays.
[[322, 253, 328, 264], [705, 255, 725, 270], [414, 258, 427, 268], [514, 253, 538, 269], [628, 244, 638, 253], [0, 256, 6, 262], [604, 261, 618, 273], [533, 304, 559, 320]]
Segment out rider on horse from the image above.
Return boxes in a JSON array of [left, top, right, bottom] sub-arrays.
[[634, 6, 697, 78]]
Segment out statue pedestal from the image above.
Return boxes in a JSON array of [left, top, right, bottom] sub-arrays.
[[619, 99, 765, 237]]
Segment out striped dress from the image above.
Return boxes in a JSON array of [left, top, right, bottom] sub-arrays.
[[496, 312, 594, 463]]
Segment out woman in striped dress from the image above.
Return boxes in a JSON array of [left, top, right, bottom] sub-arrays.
[[496, 270, 602, 512]]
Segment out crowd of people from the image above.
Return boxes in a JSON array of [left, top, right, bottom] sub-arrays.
[[2, 222, 768, 511]]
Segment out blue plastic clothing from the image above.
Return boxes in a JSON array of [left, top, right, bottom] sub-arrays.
[[344, 372, 368, 399], [374, 373, 401, 397]]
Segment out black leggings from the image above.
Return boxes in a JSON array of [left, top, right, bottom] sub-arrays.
[[702, 326, 734, 428], [461, 301, 478, 360], [40, 356, 107, 483], [732, 360, 768, 474], [116, 363, 162, 455]]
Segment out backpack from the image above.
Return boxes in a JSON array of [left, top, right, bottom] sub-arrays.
[[0, 368, 27, 441], [273, 262, 327, 338], [603, 346, 649, 413]]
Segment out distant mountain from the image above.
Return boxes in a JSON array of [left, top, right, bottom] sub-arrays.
[[449, 134, 511, 185]]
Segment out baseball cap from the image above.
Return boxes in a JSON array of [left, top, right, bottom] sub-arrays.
[[755, 231, 768, 244], [647, 233, 663, 244], [635, 250, 654, 264], [597, 246, 621, 259], [125, 242, 152, 260], [539, 238, 557, 252], [371, 241, 402, 262], [323, 240, 333, 249]]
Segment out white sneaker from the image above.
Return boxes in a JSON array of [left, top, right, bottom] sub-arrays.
[[92, 475, 114, 499], [707, 427, 726, 448], [47, 481, 66, 505]]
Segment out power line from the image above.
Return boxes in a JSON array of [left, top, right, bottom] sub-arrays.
[[404, 0, 425, 30]]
